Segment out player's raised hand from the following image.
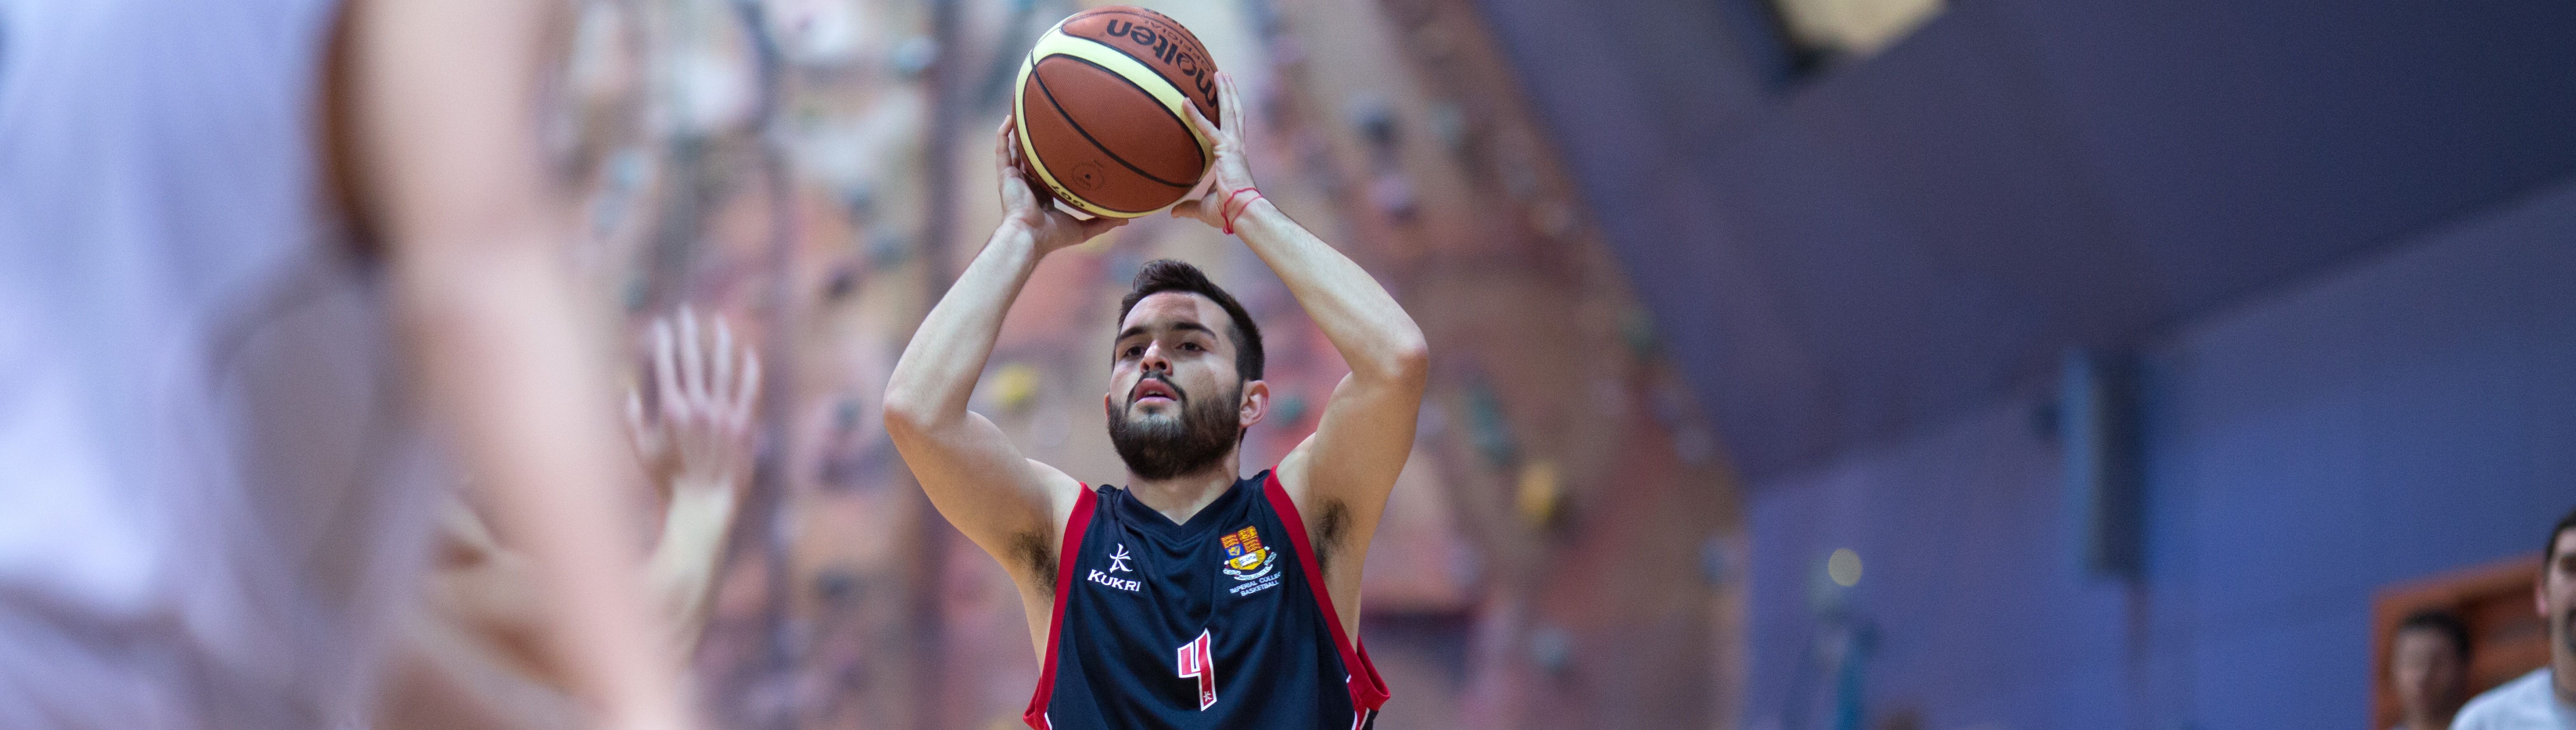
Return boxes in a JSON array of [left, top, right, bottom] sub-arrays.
[[997, 116, 1126, 254], [1171, 71, 1258, 231], [626, 306, 760, 503]]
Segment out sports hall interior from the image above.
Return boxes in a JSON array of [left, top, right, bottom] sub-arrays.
[[557, 0, 2576, 727]]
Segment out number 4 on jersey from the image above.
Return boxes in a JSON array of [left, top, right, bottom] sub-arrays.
[[1175, 629, 1216, 710]]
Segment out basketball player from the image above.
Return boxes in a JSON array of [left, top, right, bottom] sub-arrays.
[[0, 0, 691, 728], [2451, 506, 2576, 729], [884, 72, 1426, 729]]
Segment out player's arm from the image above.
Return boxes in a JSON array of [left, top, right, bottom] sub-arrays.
[[1171, 73, 1430, 576], [882, 120, 1125, 580], [335, 0, 691, 728], [629, 309, 760, 654]]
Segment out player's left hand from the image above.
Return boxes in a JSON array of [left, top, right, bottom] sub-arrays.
[[627, 306, 760, 505], [1171, 71, 1258, 230]]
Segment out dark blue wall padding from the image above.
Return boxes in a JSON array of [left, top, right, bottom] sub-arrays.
[[1470, 0, 2576, 480], [1743, 175, 2576, 729]]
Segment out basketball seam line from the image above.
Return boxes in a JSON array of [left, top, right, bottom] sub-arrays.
[[1033, 56, 1204, 191], [1032, 54, 1204, 194]]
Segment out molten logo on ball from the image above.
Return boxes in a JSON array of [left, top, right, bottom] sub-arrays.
[[1101, 18, 1217, 103], [1011, 6, 1221, 218]]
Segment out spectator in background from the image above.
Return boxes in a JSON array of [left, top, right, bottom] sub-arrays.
[[2390, 610, 2471, 730], [2452, 506, 2576, 729]]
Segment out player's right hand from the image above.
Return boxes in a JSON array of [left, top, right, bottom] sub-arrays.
[[997, 116, 1126, 254]]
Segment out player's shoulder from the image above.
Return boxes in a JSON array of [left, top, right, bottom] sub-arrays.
[[1259, 457, 1319, 510], [2450, 667, 2561, 730], [1024, 458, 1091, 509]]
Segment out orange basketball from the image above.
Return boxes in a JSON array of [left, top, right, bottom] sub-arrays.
[[1012, 6, 1220, 218]]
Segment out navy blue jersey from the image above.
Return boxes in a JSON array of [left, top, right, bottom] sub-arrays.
[[1025, 470, 1387, 730]]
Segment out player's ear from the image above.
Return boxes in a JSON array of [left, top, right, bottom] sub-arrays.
[[1104, 390, 1119, 423], [1238, 379, 1269, 430], [2541, 565, 2552, 618]]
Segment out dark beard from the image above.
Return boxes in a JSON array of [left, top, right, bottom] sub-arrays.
[[1108, 376, 1241, 481], [2564, 606, 2575, 657]]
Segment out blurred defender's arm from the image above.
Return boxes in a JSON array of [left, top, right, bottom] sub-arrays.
[[378, 308, 755, 730], [334, 0, 692, 728], [1170, 72, 1429, 588], [882, 120, 1122, 596]]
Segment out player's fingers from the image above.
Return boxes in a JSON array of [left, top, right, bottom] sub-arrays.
[[1172, 199, 1205, 220], [731, 349, 762, 437], [1185, 99, 1222, 148], [678, 307, 708, 415], [997, 117, 1020, 175], [652, 317, 685, 421], [1180, 103, 1224, 201], [711, 316, 736, 412], [1217, 72, 1245, 138]]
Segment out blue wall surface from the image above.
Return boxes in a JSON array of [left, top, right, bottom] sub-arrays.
[[1469, 0, 2576, 481], [1744, 176, 2576, 730]]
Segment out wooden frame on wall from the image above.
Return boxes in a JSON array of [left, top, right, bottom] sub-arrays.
[[2370, 556, 2546, 730]]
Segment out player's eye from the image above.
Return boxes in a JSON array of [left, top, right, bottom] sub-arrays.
[[1182, 342, 1204, 352], [1121, 345, 1143, 358]]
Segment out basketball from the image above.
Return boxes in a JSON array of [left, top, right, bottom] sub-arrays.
[[1013, 6, 1221, 218]]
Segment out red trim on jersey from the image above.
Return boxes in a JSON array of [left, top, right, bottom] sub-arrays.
[[1261, 471, 1391, 717], [1024, 484, 1098, 730]]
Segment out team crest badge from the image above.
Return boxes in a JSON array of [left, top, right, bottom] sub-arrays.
[[1219, 526, 1281, 596], [1220, 527, 1269, 571]]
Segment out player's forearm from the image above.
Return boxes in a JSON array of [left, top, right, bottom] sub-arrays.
[[884, 223, 1047, 429], [646, 484, 737, 655], [1231, 201, 1428, 383], [395, 240, 690, 728]]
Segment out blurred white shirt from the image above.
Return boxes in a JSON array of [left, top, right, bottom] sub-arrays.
[[0, 1, 443, 727], [2454, 668, 2576, 730]]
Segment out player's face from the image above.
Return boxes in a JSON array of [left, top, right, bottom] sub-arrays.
[[1110, 293, 1240, 422], [1105, 292, 1261, 479], [2388, 627, 2463, 715], [2545, 530, 2576, 664]]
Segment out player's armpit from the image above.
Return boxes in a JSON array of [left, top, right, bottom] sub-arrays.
[[1276, 354, 1428, 566]]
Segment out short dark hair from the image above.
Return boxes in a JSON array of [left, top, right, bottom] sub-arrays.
[[2548, 505, 2576, 565], [1117, 259, 1263, 383], [2395, 609, 2472, 662]]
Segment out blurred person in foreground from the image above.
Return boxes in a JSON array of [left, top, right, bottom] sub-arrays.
[[885, 71, 1425, 730], [376, 310, 756, 730], [0, 1, 693, 728], [2453, 507, 2576, 729], [2390, 610, 2471, 730]]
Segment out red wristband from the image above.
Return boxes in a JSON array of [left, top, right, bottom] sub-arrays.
[[1221, 187, 1262, 235]]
